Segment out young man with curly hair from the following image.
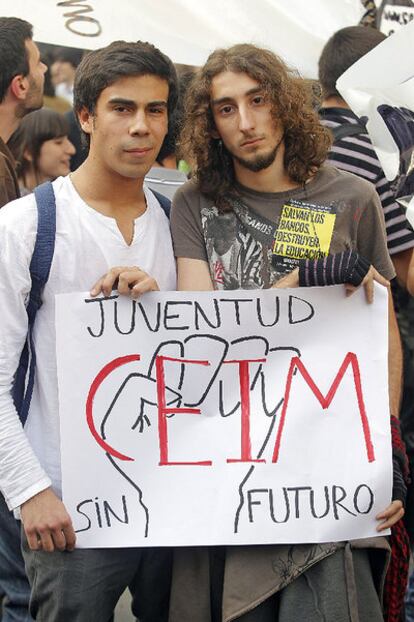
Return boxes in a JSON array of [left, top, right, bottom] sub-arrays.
[[169, 43, 404, 622]]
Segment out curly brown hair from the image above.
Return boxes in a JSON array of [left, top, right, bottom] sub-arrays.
[[180, 44, 332, 210]]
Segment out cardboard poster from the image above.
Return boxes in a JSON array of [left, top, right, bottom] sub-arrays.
[[56, 286, 391, 548]]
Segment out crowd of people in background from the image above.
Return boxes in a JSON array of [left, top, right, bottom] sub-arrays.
[[0, 5, 414, 622]]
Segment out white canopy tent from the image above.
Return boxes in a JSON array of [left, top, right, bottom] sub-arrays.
[[1, 0, 367, 78]]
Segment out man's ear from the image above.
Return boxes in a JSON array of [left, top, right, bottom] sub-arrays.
[[77, 107, 93, 135], [9, 74, 30, 102], [23, 148, 33, 163]]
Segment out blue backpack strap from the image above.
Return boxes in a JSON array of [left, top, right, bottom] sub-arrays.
[[151, 189, 171, 219], [12, 181, 56, 425]]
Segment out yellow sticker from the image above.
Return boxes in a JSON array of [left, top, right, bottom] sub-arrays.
[[272, 203, 336, 261]]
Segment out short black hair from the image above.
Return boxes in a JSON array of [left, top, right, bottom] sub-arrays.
[[74, 40, 178, 146], [0, 17, 33, 103], [318, 26, 386, 99]]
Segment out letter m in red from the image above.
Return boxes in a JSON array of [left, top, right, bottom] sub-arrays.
[[272, 352, 375, 464]]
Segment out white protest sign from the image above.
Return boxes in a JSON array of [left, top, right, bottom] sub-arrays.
[[56, 286, 391, 548], [337, 20, 414, 181], [378, 2, 414, 36]]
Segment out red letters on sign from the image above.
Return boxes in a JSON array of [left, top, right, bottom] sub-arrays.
[[86, 354, 140, 461], [272, 352, 375, 464], [224, 359, 266, 463], [155, 355, 212, 466], [86, 352, 374, 468]]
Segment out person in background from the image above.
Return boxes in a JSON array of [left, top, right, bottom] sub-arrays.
[[143, 67, 194, 199], [0, 16, 46, 622], [145, 107, 187, 199], [318, 26, 414, 290], [8, 108, 75, 194], [0, 17, 46, 208], [41, 53, 72, 114], [65, 107, 88, 171], [318, 28, 414, 620], [50, 46, 83, 105]]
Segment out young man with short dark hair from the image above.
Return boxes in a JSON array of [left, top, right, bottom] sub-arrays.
[[0, 16, 46, 207], [0, 40, 177, 621], [169, 43, 404, 622], [0, 16, 47, 622]]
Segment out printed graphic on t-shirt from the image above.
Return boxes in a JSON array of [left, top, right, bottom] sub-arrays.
[[201, 198, 337, 290], [201, 205, 267, 290], [272, 200, 336, 274]]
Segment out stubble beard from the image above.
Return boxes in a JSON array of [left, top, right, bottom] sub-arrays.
[[16, 76, 43, 119], [231, 136, 284, 173]]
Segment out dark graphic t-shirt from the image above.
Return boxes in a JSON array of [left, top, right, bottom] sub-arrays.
[[171, 165, 395, 290]]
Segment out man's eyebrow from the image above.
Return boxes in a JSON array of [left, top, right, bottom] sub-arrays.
[[246, 87, 264, 97], [147, 100, 168, 108], [107, 98, 168, 109], [211, 96, 233, 107], [107, 97, 136, 107], [211, 86, 264, 107]]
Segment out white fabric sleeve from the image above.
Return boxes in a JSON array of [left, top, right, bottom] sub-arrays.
[[0, 199, 52, 510]]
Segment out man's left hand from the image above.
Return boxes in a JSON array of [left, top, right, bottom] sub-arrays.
[[345, 265, 389, 304], [376, 500, 404, 531]]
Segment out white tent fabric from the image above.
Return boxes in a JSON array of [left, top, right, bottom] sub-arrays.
[[2, 0, 365, 77]]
